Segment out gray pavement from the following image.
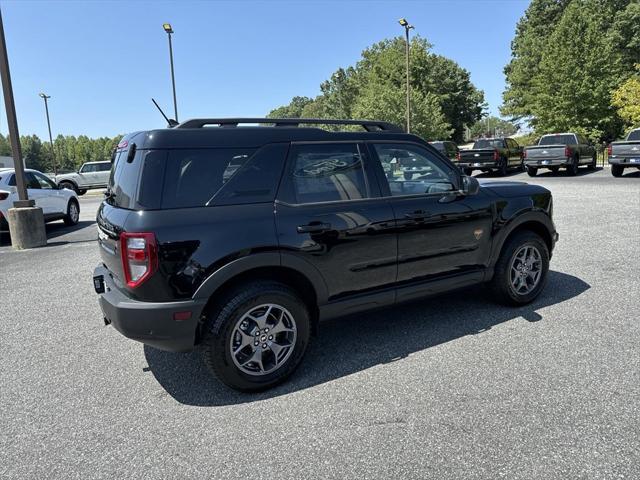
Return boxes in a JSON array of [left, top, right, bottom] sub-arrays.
[[1, 168, 639, 479]]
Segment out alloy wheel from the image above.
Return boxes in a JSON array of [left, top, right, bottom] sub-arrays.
[[509, 245, 542, 295]]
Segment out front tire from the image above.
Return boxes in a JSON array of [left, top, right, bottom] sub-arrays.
[[59, 181, 78, 194], [611, 164, 624, 177], [201, 282, 311, 392], [526, 166, 537, 177], [63, 199, 80, 226], [497, 158, 508, 177], [489, 231, 549, 306], [567, 156, 579, 176]]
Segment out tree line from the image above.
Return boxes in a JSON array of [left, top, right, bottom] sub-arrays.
[[502, 0, 639, 142], [0, 133, 121, 174]]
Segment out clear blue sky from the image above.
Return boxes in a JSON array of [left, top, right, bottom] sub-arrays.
[[0, 0, 529, 139]]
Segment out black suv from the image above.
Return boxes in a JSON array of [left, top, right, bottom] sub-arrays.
[[93, 118, 558, 392]]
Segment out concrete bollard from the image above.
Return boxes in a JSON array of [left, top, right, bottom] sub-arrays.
[[7, 207, 47, 249]]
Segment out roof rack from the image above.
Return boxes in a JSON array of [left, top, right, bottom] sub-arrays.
[[175, 118, 403, 133]]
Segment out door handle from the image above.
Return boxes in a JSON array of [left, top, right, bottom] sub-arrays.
[[297, 222, 332, 234], [404, 211, 430, 221]]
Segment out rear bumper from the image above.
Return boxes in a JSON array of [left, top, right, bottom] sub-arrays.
[[608, 156, 640, 166], [457, 161, 499, 170], [93, 265, 207, 352], [524, 157, 570, 167]]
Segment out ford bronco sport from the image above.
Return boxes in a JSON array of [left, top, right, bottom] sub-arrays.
[[93, 118, 558, 392]]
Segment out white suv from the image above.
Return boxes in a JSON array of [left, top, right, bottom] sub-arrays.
[[0, 168, 79, 231], [54, 161, 111, 195]]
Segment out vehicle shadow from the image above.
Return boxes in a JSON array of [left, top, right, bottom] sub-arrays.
[[473, 169, 524, 179], [0, 220, 95, 247], [145, 270, 590, 406], [534, 167, 602, 178]]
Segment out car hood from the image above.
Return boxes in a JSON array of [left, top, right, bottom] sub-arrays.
[[54, 172, 77, 181], [479, 180, 550, 198]]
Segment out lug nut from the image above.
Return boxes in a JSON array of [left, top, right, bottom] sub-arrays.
[[269, 335, 273, 340], [254, 342, 259, 346], [262, 344, 267, 348], [265, 328, 269, 332]]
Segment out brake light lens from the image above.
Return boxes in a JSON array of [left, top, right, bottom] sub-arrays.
[[120, 232, 157, 288], [607, 144, 612, 156], [493, 149, 499, 161], [564, 146, 571, 158]]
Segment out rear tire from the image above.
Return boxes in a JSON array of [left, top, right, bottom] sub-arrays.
[[201, 281, 311, 392], [526, 166, 537, 177], [587, 154, 597, 170], [567, 156, 579, 176], [63, 199, 80, 226], [550, 167, 560, 174], [611, 164, 624, 177], [489, 231, 549, 306], [498, 158, 508, 176]]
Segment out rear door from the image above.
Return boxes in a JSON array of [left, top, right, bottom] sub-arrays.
[[275, 142, 397, 301], [368, 141, 493, 290], [95, 162, 112, 186]]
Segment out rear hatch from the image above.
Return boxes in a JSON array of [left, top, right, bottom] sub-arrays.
[[524, 145, 566, 160]]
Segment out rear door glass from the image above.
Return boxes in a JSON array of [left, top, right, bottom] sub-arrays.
[[107, 148, 141, 209]]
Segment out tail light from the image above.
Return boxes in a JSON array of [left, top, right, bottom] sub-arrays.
[[564, 146, 571, 158], [493, 149, 499, 161], [120, 232, 157, 288], [523, 150, 528, 159], [456, 151, 461, 161], [607, 144, 612, 156], [0, 191, 9, 201]]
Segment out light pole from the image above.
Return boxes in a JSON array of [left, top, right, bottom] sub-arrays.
[[39, 92, 57, 175], [163, 23, 178, 122], [398, 18, 414, 133]]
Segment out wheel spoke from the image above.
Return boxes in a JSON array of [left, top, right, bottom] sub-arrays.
[[241, 348, 264, 372], [233, 330, 255, 355], [269, 341, 290, 364]]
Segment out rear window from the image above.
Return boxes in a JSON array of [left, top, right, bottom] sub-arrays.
[[539, 134, 576, 146], [473, 139, 504, 149], [627, 130, 640, 141]]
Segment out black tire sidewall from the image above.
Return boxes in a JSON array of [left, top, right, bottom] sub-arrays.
[[527, 166, 537, 177], [64, 199, 79, 225], [203, 284, 311, 392]]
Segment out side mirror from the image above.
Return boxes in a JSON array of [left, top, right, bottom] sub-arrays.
[[461, 175, 480, 196]]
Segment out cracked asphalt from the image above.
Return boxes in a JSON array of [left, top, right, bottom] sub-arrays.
[[1, 168, 638, 479]]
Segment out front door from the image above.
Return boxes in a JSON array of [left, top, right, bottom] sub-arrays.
[[368, 142, 493, 285], [275, 142, 397, 301]]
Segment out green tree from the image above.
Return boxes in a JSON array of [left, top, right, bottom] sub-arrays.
[[612, 64, 640, 128], [469, 116, 520, 139], [267, 96, 314, 118]]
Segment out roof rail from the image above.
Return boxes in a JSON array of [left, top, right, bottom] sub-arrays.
[[175, 118, 404, 133]]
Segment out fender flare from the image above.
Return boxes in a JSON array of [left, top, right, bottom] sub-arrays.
[[488, 210, 556, 269], [58, 179, 79, 191], [192, 251, 329, 304]]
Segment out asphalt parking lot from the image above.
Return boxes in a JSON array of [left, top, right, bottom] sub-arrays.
[[1, 168, 639, 479]]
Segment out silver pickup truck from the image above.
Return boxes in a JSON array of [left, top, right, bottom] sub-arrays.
[[55, 161, 111, 195], [524, 133, 596, 176], [608, 128, 640, 177]]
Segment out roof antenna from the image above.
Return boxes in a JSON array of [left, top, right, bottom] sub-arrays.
[[152, 98, 179, 128]]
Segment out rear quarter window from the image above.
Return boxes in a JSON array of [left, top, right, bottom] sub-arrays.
[[107, 148, 141, 209]]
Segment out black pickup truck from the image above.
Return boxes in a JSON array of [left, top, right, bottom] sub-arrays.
[[608, 128, 640, 177], [457, 138, 523, 176], [524, 133, 596, 176]]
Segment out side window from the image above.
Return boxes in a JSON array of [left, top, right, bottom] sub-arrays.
[[372, 143, 458, 197], [25, 172, 41, 189], [161, 148, 256, 209], [98, 162, 111, 172], [8, 174, 16, 186], [283, 143, 367, 204], [81, 164, 96, 173], [33, 172, 56, 189]]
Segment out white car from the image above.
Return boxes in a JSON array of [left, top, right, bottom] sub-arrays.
[[0, 168, 80, 231], [54, 160, 111, 195]]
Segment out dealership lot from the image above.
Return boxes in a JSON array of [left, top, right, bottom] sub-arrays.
[[1, 169, 638, 479]]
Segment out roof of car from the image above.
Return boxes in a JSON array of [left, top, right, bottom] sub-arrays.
[[117, 118, 424, 150]]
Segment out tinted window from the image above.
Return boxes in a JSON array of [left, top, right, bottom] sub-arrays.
[[97, 162, 111, 172], [473, 139, 504, 149], [33, 172, 56, 189], [373, 143, 457, 196], [25, 172, 41, 189], [628, 130, 640, 141], [284, 143, 367, 204], [8, 174, 16, 186], [81, 164, 98, 173], [430, 142, 446, 153], [161, 148, 255, 209], [107, 149, 141, 209], [539, 134, 576, 146]]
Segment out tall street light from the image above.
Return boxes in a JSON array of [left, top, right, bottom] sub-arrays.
[[163, 23, 178, 122], [398, 18, 414, 133], [39, 92, 57, 176]]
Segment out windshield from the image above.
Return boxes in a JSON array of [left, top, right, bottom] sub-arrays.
[[473, 139, 503, 149], [627, 130, 640, 141], [539, 134, 576, 146]]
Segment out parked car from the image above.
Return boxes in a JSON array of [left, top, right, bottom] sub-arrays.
[[457, 137, 523, 176], [0, 168, 79, 231], [93, 118, 558, 392], [524, 133, 596, 176], [608, 128, 640, 177], [429, 140, 459, 162], [54, 160, 111, 195]]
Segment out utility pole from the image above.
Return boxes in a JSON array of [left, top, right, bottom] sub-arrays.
[[398, 18, 414, 133], [39, 92, 57, 176], [0, 7, 46, 248]]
